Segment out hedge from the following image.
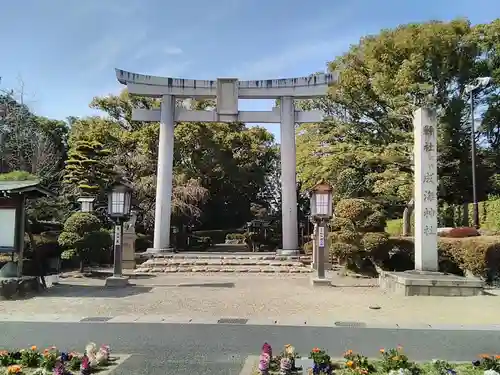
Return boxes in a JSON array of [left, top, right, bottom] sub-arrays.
[[303, 234, 500, 281], [386, 198, 500, 236]]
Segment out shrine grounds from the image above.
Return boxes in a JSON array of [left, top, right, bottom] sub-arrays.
[[0, 272, 499, 328]]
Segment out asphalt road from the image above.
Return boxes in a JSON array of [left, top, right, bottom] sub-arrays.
[[1, 322, 500, 375]]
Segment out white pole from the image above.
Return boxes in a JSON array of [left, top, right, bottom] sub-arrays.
[[278, 97, 299, 255], [152, 95, 175, 251]]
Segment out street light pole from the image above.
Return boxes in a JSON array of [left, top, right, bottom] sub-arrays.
[[465, 77, 493, 229], [470, 91, 479, 229]]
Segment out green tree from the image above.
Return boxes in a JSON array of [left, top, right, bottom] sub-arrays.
[[296, 18, 500, 214], [58, 212, 112, 272], [88, 90, 278, 232], [63, 139, 114, 196]]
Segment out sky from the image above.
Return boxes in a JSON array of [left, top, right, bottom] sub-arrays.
[[0, 0, 499, 142]]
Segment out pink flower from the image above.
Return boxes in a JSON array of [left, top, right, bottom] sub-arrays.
[[261, 342, 272, 357]]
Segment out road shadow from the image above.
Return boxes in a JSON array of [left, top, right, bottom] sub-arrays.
[[42, 284, 153, 298], [176, 282, 235, 288], [137, 282, 235, 288]]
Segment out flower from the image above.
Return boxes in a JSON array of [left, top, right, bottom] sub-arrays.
[[312, 347, 321, 353], [346, 360, 354, 368], [473, 360, 481, 367], [495, 355, 500, 360], [30, 346, 37, 351], [480, 354, 491, 359], [261, 343, 272, 357], [6, 365, 22, 375], [258, 353, 270, 373], [345, 349, 353, 356], [280, 357, 292, 371], [380, 348, 385, 353], [397, 345, 403, 350], [393, 356, 400, 361]]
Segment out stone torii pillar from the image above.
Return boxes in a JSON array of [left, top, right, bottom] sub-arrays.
[[115, 70, 336, 254]]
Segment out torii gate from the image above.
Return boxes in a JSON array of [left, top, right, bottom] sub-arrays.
[[115, 69, 336, 255]]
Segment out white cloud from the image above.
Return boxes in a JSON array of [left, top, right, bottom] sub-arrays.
[[231, 38, 352, 79], [80, 29, 148, 76], [147, 60, 192, 78], [164, 46, 183, 55], [133, 44, 184, 60]]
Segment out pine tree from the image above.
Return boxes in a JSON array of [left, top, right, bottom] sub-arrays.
[[63, 140, 114, 196]]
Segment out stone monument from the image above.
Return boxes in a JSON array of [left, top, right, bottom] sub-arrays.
[[379, 108, 484, 296], [115, 70, 336, 255]]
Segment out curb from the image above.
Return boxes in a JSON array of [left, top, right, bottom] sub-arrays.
[[0, 314, 499, 331]]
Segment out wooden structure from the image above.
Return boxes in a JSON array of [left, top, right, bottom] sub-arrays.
[[0, 180, 53, 276]]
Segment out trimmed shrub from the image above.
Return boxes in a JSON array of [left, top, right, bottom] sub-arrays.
[[442, 236, 500, 280], [193, 229, 244, 244], [385, 236, 500, 280], [226, 233, 246, 241], [58, 212, 111, 271], [443, 227, 480, 238], [385, 198, 500, 236], [303, 240, 313, 255], [334, 199, 373, 223], [329, 198, 389, 274], [29, 233, 62, 260]]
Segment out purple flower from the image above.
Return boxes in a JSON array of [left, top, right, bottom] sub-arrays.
[[60, 352, 69, 362], [80, 355, 91, 375], [262, 343, 272, 358], [53, 361, 65, 375]]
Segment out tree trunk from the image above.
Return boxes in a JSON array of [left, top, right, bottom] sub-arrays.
[[79, 259, 84, 273], [402, 199, 414, 236]]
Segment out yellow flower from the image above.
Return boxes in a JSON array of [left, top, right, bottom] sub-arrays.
[[346, 360, 354, 368], [30, 346, 37, 351], [6, 364, 22, 375], [393, 356, 400, 361], [379, 348, 385, 353]]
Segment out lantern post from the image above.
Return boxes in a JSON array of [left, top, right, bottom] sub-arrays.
[[309, 181, 333, 286], [105, 181, 132, 287]]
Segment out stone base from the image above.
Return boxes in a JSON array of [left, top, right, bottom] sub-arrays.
[[122, 260, 136, 270], [312, 262, 332, 271], [146, 247, 175, 253], [105, 276, 130, 287], [276, 249, 300, 256], [379, 270, 484, 296], [310, 277, 331, 287]]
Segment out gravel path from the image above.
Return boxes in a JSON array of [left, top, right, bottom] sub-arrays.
[[0, 273, 499, 326]]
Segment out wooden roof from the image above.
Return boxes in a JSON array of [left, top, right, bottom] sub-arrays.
[[0, 180, 54, 197]]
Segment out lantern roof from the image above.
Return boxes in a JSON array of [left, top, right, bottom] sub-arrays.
[[310, 180, 333, 193]]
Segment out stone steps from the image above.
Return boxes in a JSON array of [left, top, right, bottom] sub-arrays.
[[135, 253, 313, 274]]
